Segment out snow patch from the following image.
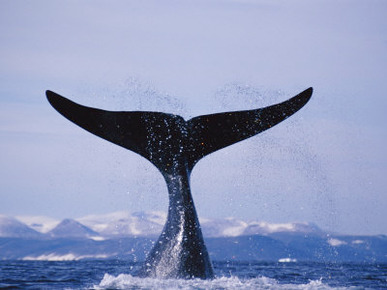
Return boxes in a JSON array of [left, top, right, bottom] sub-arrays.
[[328, 238, 347, 246], [352, 239, 365, 244], [90, 236, 106, 241], [246, 221, 296, 234]]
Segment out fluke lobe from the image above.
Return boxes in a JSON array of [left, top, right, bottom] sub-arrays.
[[46, 87, 313, 279]]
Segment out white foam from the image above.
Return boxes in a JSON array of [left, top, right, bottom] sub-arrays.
[[278, 258, 297, 263], [22, 253, 109, 261], [96, 274, 334, 289]]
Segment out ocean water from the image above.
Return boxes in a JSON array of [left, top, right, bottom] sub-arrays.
[[0, 260, 385, 289]]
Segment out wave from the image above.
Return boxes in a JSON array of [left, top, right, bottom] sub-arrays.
[[95, 273, 338, 289]]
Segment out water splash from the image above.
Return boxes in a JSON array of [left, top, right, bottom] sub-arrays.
[[96, 274, 337, 289], [213, 82, 286, 112], [113, 77, 187, 115]]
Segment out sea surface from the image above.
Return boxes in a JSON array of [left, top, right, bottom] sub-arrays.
[[0, 260, 386, 289]]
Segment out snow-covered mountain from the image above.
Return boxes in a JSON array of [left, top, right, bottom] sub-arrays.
[[242, 220, 322, 236], [76, 211, 323, 238], [1, 212, 386, 262], [0, 215, 42, 238], [199, 218, 320, 237], [76, 211, 166, 237], [6, 211, 323, 238], [15, 215, 60, 233], [47, 219, 101, 239]]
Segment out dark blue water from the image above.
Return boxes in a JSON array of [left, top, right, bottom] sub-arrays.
[[0, 260, 386, 289]]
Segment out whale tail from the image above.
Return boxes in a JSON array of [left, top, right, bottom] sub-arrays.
[[46, 87, 312, 173], [47, 87, 312, 279]]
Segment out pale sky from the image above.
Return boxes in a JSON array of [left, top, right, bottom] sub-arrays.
[[1, 0, 386, 235]]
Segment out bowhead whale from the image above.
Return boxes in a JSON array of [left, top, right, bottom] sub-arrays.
[[46, 87, 312, 279]]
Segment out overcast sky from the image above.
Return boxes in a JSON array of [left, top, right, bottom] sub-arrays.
[[1, 0, 386, 235]]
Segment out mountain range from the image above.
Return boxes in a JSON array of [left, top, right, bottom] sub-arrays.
[[6, 211, 322, 238], [0, 212, 386, 262]]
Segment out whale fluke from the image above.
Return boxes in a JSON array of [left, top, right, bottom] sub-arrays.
[[46, 87, 312, 279], [186, 87, 312, 170], [46, 87, 312, 174]]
